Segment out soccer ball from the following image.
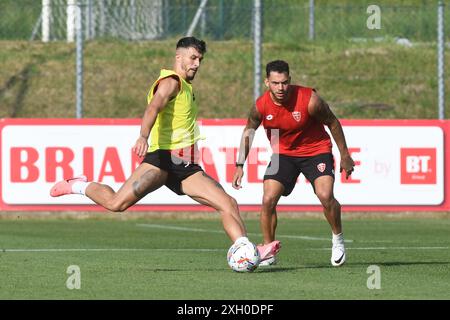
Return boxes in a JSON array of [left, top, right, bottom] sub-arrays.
[[227, 241, 260, 272]]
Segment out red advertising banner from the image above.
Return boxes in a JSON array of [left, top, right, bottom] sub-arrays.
[[1, 118, 449, 211]]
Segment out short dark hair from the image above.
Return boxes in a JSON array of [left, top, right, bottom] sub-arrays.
[[266, 60, 289, 77], [176, 37, 207, 54]]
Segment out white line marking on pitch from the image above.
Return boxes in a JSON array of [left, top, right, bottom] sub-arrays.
[[136, 223, 355, 242], [0, 248, 222, 253], [1, 247, 448, 253], [307, 246, 449, 250]]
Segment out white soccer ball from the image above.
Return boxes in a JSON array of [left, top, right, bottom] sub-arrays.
[[227, 241, 260, 272]]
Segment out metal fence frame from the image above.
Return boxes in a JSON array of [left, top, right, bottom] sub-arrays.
[[24, 1, 448, 119]]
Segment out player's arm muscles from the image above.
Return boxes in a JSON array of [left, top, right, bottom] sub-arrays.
[[309, 91, 355, 176], [133, 77, 179, 157], [139, 76, 180, 139], [236, 105, 262, 165], [309, 91, 348, 155]]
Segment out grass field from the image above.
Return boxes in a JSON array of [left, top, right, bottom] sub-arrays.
[[0, 216, 449, 300]]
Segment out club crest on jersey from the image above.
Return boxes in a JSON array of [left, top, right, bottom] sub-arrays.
[[317, 163, 326, 173], [266, 114, 273, 120], [292, 111, 301, 122]]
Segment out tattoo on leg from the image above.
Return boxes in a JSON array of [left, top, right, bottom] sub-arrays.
[[202, 172, 223, 190], [132, 169, 159, 198]]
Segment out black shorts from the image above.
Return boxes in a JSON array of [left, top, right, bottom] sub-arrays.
[[142, 150, 204, 195], [264, 153, 335, 196]]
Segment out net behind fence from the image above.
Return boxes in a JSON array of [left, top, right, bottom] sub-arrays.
[[1, 0, 447, 42]]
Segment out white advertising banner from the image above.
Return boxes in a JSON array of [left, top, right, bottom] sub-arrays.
[[0, 119, 446, 209]]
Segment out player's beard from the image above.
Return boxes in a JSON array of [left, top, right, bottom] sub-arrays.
[[183, 63, 198, 81], [271, 89, 288, 104]]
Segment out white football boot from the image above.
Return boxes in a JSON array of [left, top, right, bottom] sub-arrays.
[[331, 235, 346, 267]]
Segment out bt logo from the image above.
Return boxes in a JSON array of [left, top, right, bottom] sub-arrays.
[[401, 148, 436, 184]]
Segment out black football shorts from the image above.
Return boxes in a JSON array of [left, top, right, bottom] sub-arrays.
[[263, 153, 335, 196], [142, 149, 204, 195]]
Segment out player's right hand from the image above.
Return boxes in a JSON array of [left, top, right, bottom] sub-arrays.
[[132, 136, 148, 158], [232, 167, 244, 190]]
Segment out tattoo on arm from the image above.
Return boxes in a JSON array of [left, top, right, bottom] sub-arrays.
[[313, 96, 337, 126], [311, 93, 350, 155], [237, 106, 262, 164], [248, 106, 262, 129]]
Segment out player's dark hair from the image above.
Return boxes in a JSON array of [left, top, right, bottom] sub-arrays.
[[266, 60, 289, 77], [176, 37, 207, 54]]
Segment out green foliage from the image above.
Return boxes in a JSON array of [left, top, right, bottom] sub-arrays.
[[0, 39, 448, 119], [0, 0, 41, 40]]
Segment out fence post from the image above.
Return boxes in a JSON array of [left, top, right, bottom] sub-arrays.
[[67, 0, 76, 42], [254, 0, 262, 102], [309, 0, 315, 40], [86, 0, 93, 40], [186, 0, 209, 36], [76, 1, 84, 119], [42, 0, 51, 42], [437, 0, 445, 119]]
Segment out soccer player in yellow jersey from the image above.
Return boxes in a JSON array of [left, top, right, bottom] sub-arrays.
[[50, 37, 266, 251]]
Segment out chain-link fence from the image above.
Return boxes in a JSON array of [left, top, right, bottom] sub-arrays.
[[1, 0, 448, 42]]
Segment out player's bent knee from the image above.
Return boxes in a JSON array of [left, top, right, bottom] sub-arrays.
[[262, 194, 278, 210], [107, 200, 129, 213], [315, 190, 333, 203], [219, 196, 239, 216]]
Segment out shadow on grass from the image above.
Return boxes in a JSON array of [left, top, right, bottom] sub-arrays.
[[352, 261, 450, 267], [142, 261, 450, 273], [256, 261, 450, 272]]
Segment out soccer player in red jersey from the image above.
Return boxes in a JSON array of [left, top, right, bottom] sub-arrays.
[[232, 60, 355, 267]]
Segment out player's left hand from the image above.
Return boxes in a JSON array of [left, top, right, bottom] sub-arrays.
[[232, 167, 244, 190], [340, 154, 355, 179]]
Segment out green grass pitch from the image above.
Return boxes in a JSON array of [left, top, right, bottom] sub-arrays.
[[0, 217, 449, 299]]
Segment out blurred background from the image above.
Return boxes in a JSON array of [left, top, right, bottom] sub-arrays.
[[0, 0, 448, 119]]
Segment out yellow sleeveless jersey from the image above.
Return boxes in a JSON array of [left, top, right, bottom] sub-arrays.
[[147, 69, 202, 151]]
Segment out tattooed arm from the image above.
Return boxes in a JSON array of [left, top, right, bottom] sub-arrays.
[[309, 91, 355, 179], [232, 106, 263, 189]]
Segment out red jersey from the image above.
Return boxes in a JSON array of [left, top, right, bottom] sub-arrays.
[[255, 85, 332, 157]]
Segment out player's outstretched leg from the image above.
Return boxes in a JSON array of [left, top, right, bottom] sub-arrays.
[[182, 172, 247, 242], [49, 163, 167, 212], [50, 175, 88, 197]]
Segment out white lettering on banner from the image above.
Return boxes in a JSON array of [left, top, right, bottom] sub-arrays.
[[406, 156, 431, 173], [401, 148, 437, 185], [0, 123, 445, 207]]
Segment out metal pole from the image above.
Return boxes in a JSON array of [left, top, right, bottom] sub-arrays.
[[131, 0, 136, 38], [219, 0, 224, 40], [186, 0, 209, 36], [200, 7, 206, 38], [437, 1, 445, 120], [76, 1, 84, 119], [309, 0, 315, 40], [254, 0, 262, 102], [42, 0, 51, 42], [67, 0, 76, 42], [30, 12, 43, 41], [85, 0, 92, 40]]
